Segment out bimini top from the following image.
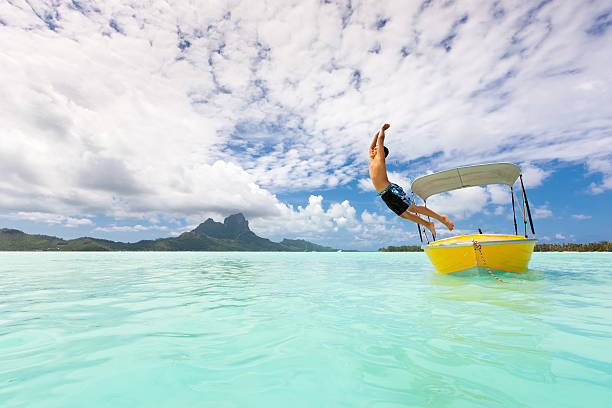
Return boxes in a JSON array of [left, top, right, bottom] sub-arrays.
[[411, 163, 521, 201]]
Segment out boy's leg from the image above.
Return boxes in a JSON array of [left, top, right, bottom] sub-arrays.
[[400, 211, 436, 240], [407, 204, 454, 231]]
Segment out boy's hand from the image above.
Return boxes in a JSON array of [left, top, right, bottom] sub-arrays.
[[379, 124, 390, 138]]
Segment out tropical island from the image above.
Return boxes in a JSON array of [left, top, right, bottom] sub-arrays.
[[378, 245, 423, 252], [4, 213, 609, 253], [0, 213, 340, 252], [533, 242, 611, 252]]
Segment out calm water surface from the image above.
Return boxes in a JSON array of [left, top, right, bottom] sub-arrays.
[[1, 252, 611, 407]]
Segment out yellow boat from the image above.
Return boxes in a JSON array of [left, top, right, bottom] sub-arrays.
[[411, 163, 537, 275]]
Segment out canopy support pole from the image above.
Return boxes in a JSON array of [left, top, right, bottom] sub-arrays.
[[511, 186, 518, 235], [425, 201, 433, 242], [519, 179, 527, 237], [520, 175, 535, 235], [412, 192, 423, 244]]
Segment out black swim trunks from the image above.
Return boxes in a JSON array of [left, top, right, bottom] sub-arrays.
[[379, 183, 413, 216]]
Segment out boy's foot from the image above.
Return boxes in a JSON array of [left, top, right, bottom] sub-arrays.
[[427, 221, 437, 241], [440, 215, 454, 231]]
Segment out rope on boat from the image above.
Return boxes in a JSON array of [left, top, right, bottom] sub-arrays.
[[422, 225, 430, 244], [472, 239, 506, 284]]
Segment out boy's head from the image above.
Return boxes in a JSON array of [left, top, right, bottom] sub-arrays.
[[369, 145, 390, 160]]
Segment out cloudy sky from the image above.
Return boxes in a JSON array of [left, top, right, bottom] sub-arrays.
[[1, 0, 611, 250]]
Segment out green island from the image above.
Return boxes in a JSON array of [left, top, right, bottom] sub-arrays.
[[0, 213, 340, 252], [378, 245, 423, 252], [4, 215, 609, 253], [533, 242, 611, 252]]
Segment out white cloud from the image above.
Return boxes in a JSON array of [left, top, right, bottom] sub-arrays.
[[249, 195, 415, 248], [357, 178, 375, 192], [587, 158, 612, 194], [387, 172, 413, 191], [64, 217, 95, 228], [1, 0, 612, 243], [517, 163, 552, 188], [555, 233, 566, 239], [571, 214, 592, 220], [436, 228, 473, 238], [250, 195, 356, 237], [357, 171, 412, 192], [426, 187, 490, 220], [94, 224, 169, 233], [487, 184, 511, 205], [494, 206, 506, 216], [533, 205, 553, 219], [0, 212, 93, 228], [361, 210, 387, 225]]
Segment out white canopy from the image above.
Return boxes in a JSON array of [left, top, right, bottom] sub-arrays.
[[411, 163, 522, 201]]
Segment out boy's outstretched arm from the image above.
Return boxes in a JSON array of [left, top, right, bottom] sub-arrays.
[[369, 131, 379, 153], [377, 123, 390, 157]]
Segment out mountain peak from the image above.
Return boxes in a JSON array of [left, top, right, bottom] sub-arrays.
[[1, 228, 24, 235], [192, 213, 250, 239], [223, 213, 249, 233], [1, 214, 339, 252]]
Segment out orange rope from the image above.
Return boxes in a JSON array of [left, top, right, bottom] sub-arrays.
[[512, 189, 526, 223], [473, 239, 506, 283], [512, 188, 528, 237]]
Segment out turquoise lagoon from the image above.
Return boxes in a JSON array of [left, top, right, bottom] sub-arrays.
[[1, 252, 611, 407]]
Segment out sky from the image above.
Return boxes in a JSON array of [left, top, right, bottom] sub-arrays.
[[1, 0, 611, 250]]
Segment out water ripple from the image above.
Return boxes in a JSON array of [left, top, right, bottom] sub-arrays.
[[1, 252, 611, 407]]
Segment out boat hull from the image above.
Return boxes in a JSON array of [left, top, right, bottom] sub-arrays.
[[422, 234, 536, 275]]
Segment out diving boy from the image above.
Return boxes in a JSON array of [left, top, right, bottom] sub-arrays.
[[369, 123, 454, 240]]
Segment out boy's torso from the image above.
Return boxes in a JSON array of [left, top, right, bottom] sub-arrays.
[[369, 159, 390, 192]]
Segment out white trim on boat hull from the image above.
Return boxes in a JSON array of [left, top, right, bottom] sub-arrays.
[[421, 238, 537, 250]]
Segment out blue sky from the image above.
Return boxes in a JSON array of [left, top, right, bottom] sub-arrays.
[[0, 0, 611, 250]]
